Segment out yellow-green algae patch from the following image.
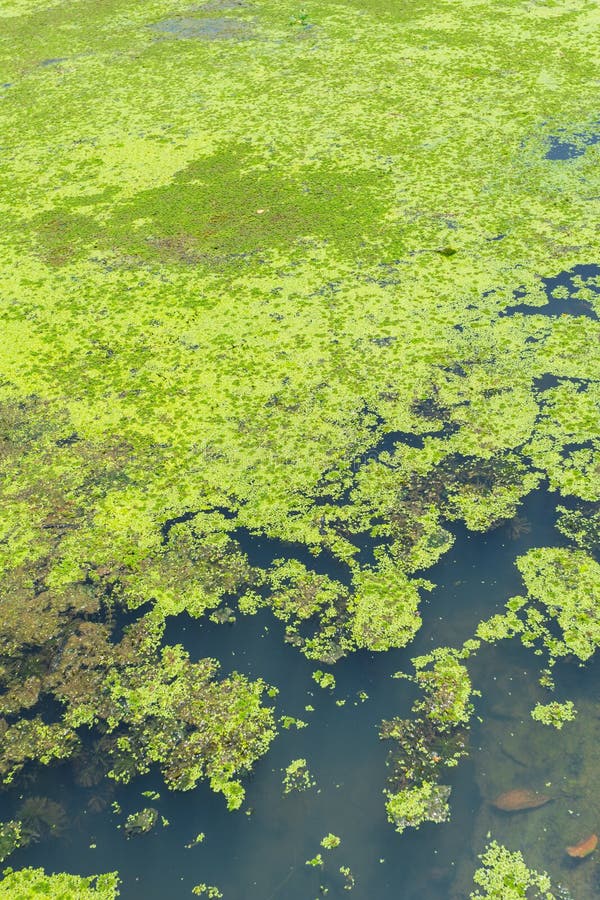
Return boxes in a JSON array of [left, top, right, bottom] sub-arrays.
[[0, 0, 599, 888], [0, 867, 119, 898]]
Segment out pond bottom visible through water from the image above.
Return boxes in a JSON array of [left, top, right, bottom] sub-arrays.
[[8, 488, 600, 900]]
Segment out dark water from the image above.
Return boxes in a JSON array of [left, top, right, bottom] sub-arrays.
[[10, 486, 600, 899], [503, 264, 599, 319], [546, 128, 600, 160]]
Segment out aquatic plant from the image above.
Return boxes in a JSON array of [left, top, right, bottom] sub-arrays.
[[0, 0, 599, 890], [73, 741, 111, 788], [123, 807, 158, 838], [320, 833, 341, 849], [531, 701, 577, 730], [385, 782, 451, 834], [192, 886, 223, 898], [185, 832, 205, 849], [504, 515, 532, 541], [556, 504, 600, 553], [475, 547, 600, 665], [282, 758, 316, 794], [469, 841, 558, 899], [16, 796, 67, 844], [312, 670, 335, 690], [339, 865, 355, 891], [0, 820, 23, 863], [381, 649, 472, 832], [0, 867, 120, 898]]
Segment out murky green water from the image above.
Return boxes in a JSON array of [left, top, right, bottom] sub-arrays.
[[6, 487, 598, 899]]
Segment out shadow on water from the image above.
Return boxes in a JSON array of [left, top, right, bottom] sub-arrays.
[[9, 487, 600, 899]]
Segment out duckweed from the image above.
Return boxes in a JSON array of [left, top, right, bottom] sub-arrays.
[[1, 0, 600, 891]]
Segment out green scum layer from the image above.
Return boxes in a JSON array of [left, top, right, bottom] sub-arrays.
[[0, 0, 599, 891]]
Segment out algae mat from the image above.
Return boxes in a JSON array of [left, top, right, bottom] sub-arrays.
[[0, 0, 599, 895]]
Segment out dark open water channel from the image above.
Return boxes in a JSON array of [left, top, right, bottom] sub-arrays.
[[7, 486, 600, 899]]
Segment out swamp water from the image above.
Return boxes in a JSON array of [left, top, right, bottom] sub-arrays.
[[7, 488, 600, 899]]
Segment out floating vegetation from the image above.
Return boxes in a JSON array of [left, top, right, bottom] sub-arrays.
[[469, 842, 559, 899], [185, 832, 205, 849], [475, 547, 600, 666], [123, 807, 158, 838], [531, 701, 577, 730], [382, 649, 473, 832], [192, 886, 223, 898], [282, 758, 316, 794], [320, 833, 341, 849], [312, 670, 335, 690], [0, 868, 120, 898], [1, 0, 600, 893], [339, 865, 355, 891]]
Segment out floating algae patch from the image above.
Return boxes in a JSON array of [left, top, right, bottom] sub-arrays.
[[1, 0, 600, 894]]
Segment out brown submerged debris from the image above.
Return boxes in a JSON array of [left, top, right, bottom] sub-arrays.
[[492, 788, 552, 811], [566, 834, 598, 858]]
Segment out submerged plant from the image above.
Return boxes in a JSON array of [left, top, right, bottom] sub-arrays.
[[16, 796, 67, 844]]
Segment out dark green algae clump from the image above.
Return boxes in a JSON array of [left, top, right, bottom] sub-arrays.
[[0, 0, 599, 892]]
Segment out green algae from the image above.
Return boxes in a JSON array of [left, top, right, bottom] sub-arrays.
[[0, 0, 600, 890], [469, 842, 559, 900], [531, 700, 577, 729], [475, 547, 600, 664], [282, 757, 316, 793], [0, 867, 120, 899], [381, 649, 474, 832]]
